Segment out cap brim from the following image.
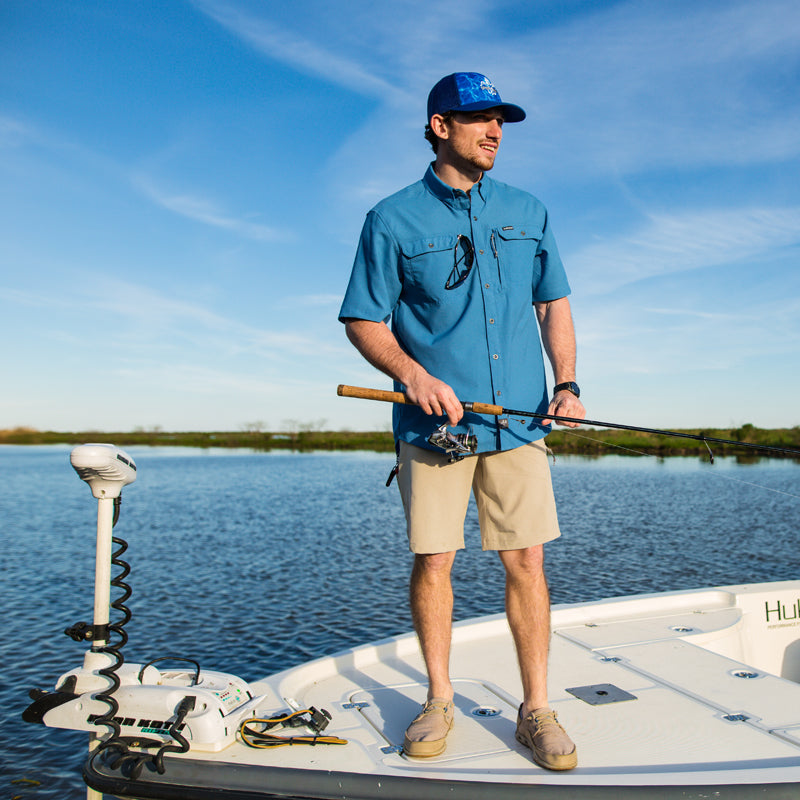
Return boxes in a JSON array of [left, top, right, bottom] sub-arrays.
[[455, 100, 526, 122]]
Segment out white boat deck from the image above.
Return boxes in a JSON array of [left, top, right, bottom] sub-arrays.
[[86, 581, 800, 798]]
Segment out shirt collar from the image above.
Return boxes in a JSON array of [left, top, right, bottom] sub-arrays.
[[423, 163, 490, 210]]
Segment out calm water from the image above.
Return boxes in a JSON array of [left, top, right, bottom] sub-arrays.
[[1, 446, 798, 798]]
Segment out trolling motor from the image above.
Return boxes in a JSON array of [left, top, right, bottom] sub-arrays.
[[22, 444, 263, 780]]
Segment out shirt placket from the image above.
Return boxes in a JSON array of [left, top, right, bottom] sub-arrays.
[[469, 192, 508, 447]]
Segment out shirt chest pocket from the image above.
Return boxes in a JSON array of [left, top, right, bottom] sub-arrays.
[[400, 234, 463, 303], [493, 225, 543, 291]]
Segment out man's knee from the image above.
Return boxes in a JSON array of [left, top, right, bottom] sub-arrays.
[[499, 544, 545, 577], [412, 551, 456, 579]]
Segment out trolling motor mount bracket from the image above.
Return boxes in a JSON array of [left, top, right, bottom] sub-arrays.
[[64, 621, 107, 643]]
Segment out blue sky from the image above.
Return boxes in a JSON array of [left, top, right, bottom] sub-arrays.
[[1, 0, 799, 433]]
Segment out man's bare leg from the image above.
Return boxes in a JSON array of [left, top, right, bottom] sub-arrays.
[[410, 551, 457, 701], [499, 545, 550, 713], [500, 544, 576, 767]]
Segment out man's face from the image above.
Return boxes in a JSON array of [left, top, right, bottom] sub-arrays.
[[439, 108, 505, 173]]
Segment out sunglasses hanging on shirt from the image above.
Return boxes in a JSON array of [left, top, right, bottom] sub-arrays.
[[445, 235, 475, 290]]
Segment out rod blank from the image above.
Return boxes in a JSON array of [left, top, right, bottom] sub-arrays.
[[337, 384, 800, 457]]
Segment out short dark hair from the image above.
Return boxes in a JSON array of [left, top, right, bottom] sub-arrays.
[[424, 111, 455, 153]]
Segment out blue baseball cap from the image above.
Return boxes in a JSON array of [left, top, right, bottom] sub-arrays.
[[427, 72, 526, 123]]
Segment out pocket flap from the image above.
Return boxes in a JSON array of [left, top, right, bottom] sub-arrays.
[[401, 234, 460, 259], [495, 225, 543, 242]]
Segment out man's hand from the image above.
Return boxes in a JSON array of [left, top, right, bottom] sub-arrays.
[[540, 390, 585, 428], [404, 373, 463, 426]]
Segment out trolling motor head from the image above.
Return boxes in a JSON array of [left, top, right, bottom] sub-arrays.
[[427, 424, 477, 462], [70, 443, 137, 499]]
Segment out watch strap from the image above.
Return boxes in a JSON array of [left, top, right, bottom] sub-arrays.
[[553, 381, 580, 398]]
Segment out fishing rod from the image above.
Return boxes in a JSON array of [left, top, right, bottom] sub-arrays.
[[337, 384, 800, 460]]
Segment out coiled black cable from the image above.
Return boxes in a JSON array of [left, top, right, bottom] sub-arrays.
[[86, 497, 200, 780], [91, 497, 133, 760]]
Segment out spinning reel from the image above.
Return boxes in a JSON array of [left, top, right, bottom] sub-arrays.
[[427, 424, 477, 462]]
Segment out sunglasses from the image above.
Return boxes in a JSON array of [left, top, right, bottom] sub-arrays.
[[445, 235, 475, 290]]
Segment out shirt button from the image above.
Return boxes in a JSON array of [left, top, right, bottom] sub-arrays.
[[489, 318, 495, 324], [485, 283, 490, 288], [492, 354, 499, 360], [473, 216, 478, 221], [496, 391, 502, 396], [479, 249, 484, 255]]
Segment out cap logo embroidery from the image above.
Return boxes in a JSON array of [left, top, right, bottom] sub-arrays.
[[480, 78, 499, 98]]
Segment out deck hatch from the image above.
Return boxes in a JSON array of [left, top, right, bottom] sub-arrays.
[[566, 683, 638, 705]]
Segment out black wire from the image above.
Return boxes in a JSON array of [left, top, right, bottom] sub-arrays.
[[138, 657, 201, 686], [152, 696, 195, 773]]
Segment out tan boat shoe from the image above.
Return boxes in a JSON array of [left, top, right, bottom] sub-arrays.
[[403, 698, 454, 757], [515, 706, 578, 771]]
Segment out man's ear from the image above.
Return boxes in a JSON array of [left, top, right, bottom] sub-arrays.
[[429, 114, 449, 140]]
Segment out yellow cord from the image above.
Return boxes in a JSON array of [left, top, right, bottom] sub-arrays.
[[239, 710, 348, 749]]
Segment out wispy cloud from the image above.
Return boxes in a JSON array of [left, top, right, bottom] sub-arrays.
[[2, 273, 342, 360], [569, 205, 800, 294], [133, 174, 288, 242], [0, 285, 65, 308], [112, 360, 289, 397], [191, 0, 501, 116], [0, 115, 35, 148], [87, 278, 303, 348], [509, 0, 800, 174], [191, 0, 407, 102]]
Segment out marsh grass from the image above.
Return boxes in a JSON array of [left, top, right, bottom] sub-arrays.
[[1, 425, 798, 458]]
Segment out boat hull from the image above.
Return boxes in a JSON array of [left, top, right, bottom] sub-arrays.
[[84, 759, 800, 800]]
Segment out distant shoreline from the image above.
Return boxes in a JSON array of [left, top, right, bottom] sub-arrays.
[[1, 426, 798, 458]]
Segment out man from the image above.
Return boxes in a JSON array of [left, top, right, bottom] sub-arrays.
[[338, 72, 585, 771]]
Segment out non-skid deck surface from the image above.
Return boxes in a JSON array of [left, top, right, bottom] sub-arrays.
[[89, 588, 800, 797], [223, 603, 800, 786]]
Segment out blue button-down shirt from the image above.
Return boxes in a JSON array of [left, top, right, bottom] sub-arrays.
[[339, 165, 571, 453]]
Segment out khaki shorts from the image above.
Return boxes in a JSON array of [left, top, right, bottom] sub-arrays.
[[397, 440, 561, 554]]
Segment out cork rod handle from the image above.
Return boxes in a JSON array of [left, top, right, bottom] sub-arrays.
[[336, 384, 504, 416]]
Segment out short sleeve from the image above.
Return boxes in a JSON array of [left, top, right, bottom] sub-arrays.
[[532, 210, 571, 302], [338, 210, 402, 323]]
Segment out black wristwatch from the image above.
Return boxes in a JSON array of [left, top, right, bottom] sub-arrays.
[[553, 381, 580, 398]]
